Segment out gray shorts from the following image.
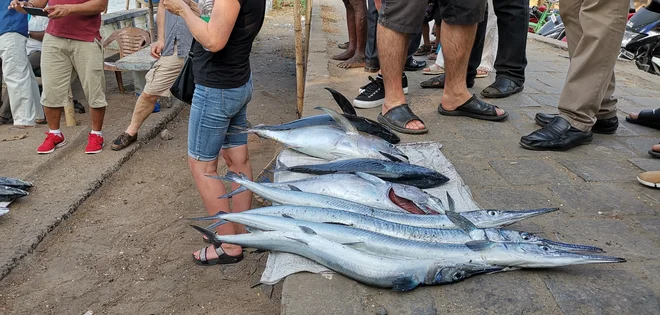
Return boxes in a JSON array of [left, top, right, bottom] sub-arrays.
[[378, 0, 427, 34], [437, 0, 486, 25]]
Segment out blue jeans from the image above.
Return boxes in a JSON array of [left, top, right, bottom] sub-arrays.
[[187, 78, 253, 162]]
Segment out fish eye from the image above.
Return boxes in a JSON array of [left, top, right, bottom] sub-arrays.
[[521, 233, 531, 241], [540, 245, 549, 251], [488, 210, 497, 216], [453, 272, 465, 280]]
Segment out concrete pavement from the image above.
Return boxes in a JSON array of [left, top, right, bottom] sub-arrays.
[[281, 1, 660, 313]]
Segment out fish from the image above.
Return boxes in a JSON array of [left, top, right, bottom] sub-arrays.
[[0, 207, 8, 217], [0, 177, 33, 190], [245, 107, 408, 162], [254, 88, 400, 144], [0, 186, 29, 203], [276, 158, 449, 189], [211, 173, 557, 228], [192, 225, 503, 291], [194, 214, 624, 269], [219, 172, 445, 215], [196, 209, 602, 253]]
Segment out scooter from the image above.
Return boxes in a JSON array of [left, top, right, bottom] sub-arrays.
[[537, 13, 565, 40], [620, 0, 660, 61]]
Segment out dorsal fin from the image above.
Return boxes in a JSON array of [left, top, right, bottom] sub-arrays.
[[379, 151, 404, 162], [324, 87, 357, 116], [288, 185, 303, 192], [446, 192, 456, 211], [315, 107, 359, 134], [298, 225, 317, 235]]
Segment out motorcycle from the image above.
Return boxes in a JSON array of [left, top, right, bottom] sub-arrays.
[[537, 12, 565, 40], [620, 0, 660, 75]]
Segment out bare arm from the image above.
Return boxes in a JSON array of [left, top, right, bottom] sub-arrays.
[[44, 0, 108, 19], [163, 0, 240, 53], [29, 31, 45, 41], [157, 3, 166, 43]]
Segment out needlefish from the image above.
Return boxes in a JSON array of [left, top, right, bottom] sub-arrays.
[[192, 225, 505, 291], [254, 88, 400, 144], [245, 107, 408, 162], [194, 208, 602, 252], [276, 157, 449, 189], [220, 172, 446, 215], [211, 172, 558, 229], [194, 213, 623, 266]]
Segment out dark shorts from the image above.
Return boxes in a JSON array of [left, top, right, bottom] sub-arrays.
[[378, 0, 427, 34], [436, 0, 486, 25]]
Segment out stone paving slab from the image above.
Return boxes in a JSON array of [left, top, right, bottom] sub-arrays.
[[281, 1, 660, 313]]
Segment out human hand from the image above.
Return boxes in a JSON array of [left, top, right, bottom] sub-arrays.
[[8, 0, 28, 14], [162, 0, 188, 16], [45, 5, 73, 19], [374, 0, 381, 11], [151, 40, 165, 59]]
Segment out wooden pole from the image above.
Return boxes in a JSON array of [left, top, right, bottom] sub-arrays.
[[64, 87, 76, 127], [294, 0, 304, 118], [126, 0, 130, 10], [147, 0, 156, 41], [304, 0, 312, 75]]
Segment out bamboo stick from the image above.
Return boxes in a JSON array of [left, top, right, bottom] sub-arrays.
[[64, 88, 76, 127], [294, 0, 304, 118], [126, 0, 130, 10], [304, 0, 312, 76]]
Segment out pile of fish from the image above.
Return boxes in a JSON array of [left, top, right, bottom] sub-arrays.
[[189, 89, 625, 291], [0, 177, 33, 217]]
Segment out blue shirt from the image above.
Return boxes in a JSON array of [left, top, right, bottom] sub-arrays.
[[0, 0, 28, 37], [161, 7, 193, 57]]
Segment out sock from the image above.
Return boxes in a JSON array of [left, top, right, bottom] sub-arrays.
[[376, 73, 383, 80], [91, 130, 103, 136], [49, 129, 61, 135]]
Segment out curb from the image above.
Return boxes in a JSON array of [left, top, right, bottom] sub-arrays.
[[0, 100, 186, 281], [528, 33, 568, 51]]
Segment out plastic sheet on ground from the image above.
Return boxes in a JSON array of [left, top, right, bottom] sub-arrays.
[[260, 141, 481, 285]]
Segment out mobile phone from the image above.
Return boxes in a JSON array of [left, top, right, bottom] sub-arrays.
[[24, 7, 49, 17]]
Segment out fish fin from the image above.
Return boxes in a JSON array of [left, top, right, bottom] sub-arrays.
[[379, 151, 404, 162], [314, 106, 359, 134], [284, 236, 309, 245], [465, 240, 496, 252], [298, 225, 317, 235], [392, 277, 419, 292], [324, 87, 357, 116], [355, 172, 387, 185], [218, 186, 249, 199], [190, 225, 223, 248], [444, 211, 477, 233], [287, 185, 303, 192], [281, 214, 295, 219], [446, 192, 456, 212], [340, 240, 364, 246], [187, 210, 228, 221]]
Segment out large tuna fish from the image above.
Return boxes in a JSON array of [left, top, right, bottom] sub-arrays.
[[0, 177, 33, 190], [0, 186, 29, 203]]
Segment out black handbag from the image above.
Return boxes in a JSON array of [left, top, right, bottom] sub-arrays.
[[170, 42, 195, 104]]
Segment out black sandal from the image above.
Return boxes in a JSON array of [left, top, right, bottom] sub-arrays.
[[377, 104, 428, 134], [193, 245, 244, 266], [626, 109, 660, 130], [438, 95, 509, 121], [420, 74, 475, 89]]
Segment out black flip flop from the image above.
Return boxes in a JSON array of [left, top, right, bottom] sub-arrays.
[[626, 109, 660, 130], [438, 95, 509, 121], [193, 245, 244, 266], [377, 104, 428, 134]]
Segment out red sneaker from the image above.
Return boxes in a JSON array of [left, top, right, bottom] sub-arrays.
[[85, 133, 104, 154], [37, 132, 66, 154]]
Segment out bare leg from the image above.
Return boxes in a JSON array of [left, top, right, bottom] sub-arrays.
[[338, 0, 367, 68], [45, 106, 63, 130], [378, 24, 425, 130], [440, 21, 504, 116], [422, 23, 430, 47], [90, 106, 105, 132], [191, 145, 252, 260], [332, 0, 357, 61], [125, 93, 159, 136]]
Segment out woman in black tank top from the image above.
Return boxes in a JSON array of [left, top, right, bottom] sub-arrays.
[[163, 0, 266, 266]]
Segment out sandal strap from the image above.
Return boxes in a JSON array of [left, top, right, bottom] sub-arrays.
[[383, 104, 424, 128], [456, 95, 498, 116], [199, 246, 208, 262]]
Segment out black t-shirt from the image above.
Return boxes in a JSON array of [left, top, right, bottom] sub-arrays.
[[192, 0, 266, 89]]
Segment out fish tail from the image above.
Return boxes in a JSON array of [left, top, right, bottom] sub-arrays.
[[218, 186, 249, 199], [190, 225, 223, 248], [186, 210, 228, 222]]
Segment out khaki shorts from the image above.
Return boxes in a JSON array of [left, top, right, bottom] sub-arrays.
[[41, 33, 107, 108], [142, 50, 185, 97]]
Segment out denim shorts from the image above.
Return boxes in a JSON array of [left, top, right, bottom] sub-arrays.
[[187, 78, 253, 161]]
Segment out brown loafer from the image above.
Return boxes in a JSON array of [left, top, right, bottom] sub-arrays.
[[111, 132, 137, 151]]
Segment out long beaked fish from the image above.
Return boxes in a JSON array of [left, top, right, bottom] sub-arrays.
[[276, 158, 449, 189]]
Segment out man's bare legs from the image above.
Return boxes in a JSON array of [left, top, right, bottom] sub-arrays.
[[422, 23, 431, 47], [335, 0, 367, 68], [125, 93, 159, 136], [378, 24, 425, 130], [191, 145, 253, 260], [44, 105, 105, 131], [439, 21, 504, 116]]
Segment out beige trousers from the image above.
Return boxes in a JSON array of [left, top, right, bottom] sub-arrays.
[[557, 0, 630, 131]]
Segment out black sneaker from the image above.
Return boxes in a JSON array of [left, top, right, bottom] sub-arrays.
[[354, 74, 409, 109]]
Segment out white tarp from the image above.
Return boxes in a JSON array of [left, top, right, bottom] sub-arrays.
[[260, 141, 481, 285]]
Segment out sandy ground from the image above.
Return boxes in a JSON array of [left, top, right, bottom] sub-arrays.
[[0, 7, 297, 314]]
